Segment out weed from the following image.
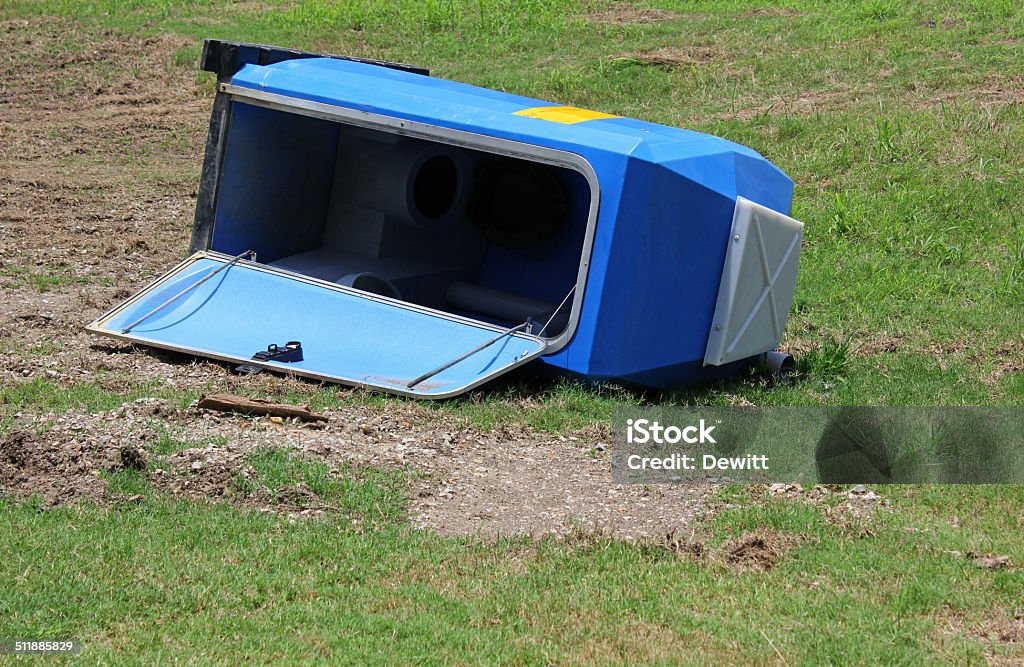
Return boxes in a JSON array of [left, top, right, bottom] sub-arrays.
[[101, 468, 151, 497], [800, 337, 851, 381], [234, 448, 407, 523]]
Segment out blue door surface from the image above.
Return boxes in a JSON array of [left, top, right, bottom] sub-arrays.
[[88, 252, 547, 398]]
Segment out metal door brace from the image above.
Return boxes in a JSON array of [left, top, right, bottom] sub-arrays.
[[121, 250, 255, 334], [536, 285, 576, 336], [407, 321, 534, 389]]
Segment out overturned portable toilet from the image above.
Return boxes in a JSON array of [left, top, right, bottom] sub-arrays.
[[86, 40, 804, 398]]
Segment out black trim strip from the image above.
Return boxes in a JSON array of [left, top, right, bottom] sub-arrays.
[[200, 39, 429, 81]]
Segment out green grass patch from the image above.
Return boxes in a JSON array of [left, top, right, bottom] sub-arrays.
[[0, 263, 95, 292], [0, 377, 197, 416], [26, 339, 66, 357], [0, 486, 1021, 662], [234, 448, 408, 523], [101, 468, 152, 498], [152, 430, 197, 457], [150, 428, 226, 459]]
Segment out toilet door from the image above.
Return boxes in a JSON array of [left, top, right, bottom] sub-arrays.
[[87, 251, 547, 398]]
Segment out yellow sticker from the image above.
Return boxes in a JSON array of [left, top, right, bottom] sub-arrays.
[[513, 105, 620, 124]]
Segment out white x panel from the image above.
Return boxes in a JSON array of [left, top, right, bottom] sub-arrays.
[[704, 197, 803, 366]]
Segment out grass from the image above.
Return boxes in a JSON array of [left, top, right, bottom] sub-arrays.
[[0, 486, 1021, 663], [102, 468, 151, 498], [233, 448, 408, 524], [0, 376, 198, 416], [0, 263, 96, 292], [152, 429, 211, 457], [1, 0, 1022, 662]]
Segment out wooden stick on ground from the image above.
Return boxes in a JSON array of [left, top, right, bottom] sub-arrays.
[[197, 394, 329, 423]]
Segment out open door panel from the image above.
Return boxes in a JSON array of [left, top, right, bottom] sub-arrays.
[[87, 252, 546, 398]]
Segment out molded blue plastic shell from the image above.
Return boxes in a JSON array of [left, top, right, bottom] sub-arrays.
[[89, 46, 799, 395]]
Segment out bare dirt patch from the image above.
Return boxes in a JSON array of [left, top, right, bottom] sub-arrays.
[[608, 46, 719, 69], [587, 4, 683, 26], [737, 7, 805, 19], [979, 615, 1024, 644], [716, 88, 858, 121], [944, 609, 1024, 665], [970, 338, 1024, 387], [0, 16, 205, 333], [1, 428, 107, 505], [3, 398, 710, 538], [914, 74, 1024, 112], [0, 17, 334, 392], [919, 16, 967, 31], [721, 528, 800, 571]]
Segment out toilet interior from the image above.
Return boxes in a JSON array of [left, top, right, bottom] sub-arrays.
[[207, 101, 594, 339]]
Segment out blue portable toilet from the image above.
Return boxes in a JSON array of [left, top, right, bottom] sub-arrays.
[[87, 40, 804, 398]]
